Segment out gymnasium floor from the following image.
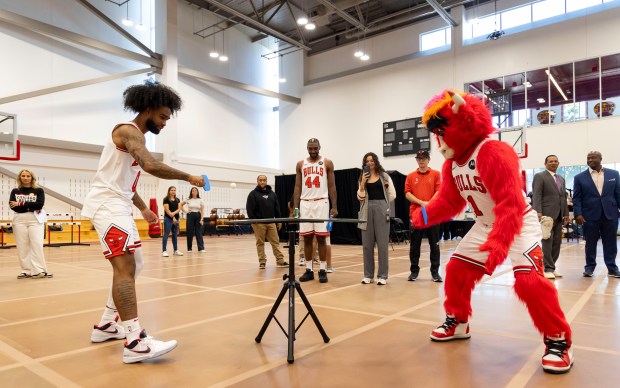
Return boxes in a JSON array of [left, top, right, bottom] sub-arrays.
[[0, 235, 618, 387]]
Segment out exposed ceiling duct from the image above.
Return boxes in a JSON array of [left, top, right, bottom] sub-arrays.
[[186, 0, 493, 55]]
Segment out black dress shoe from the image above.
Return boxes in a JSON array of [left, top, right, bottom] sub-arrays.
[[608, 271, 620, 278], [583, 271, 593, 277], [407, 273, 418, 281], [432, 274, 443, 283]]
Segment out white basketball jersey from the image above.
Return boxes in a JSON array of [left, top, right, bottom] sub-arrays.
[[82, 122, 142, 217], [452, 139, 528, 224], [300, 156, 329, 200]]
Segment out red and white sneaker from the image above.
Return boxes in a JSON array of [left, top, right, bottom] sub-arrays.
[[430, 316, 471, 341], [91, 317, 126, 343], [123, 329, 177, 364], [542, 336, 574, 374]]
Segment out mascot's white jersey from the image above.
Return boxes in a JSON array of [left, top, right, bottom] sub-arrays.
[[452, 139, 529, 224], [81, 122, 142, 217], [300, 156, 328, 200]]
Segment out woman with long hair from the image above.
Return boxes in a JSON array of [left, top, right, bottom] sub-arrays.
[[9, 169, 52, 278], [162, 186, 185, 257], [184, 187, 205, 252], [357, 152, 396, 285]]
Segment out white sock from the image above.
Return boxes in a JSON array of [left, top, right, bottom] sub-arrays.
[[99, 288, 118, 326], [306, 261, 313, 271], [320, 261, 326, 270], [123, 318, 142, 344], [99, 304, 118, 326]]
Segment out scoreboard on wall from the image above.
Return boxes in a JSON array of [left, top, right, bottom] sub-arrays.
[[382, 117, 430, 157]]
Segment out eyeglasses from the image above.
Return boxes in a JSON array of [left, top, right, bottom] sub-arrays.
[[425, 116, 447, 137], [429, 127, 444, 137]]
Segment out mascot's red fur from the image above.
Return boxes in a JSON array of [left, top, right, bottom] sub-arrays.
[[411, 90, 573, 374]]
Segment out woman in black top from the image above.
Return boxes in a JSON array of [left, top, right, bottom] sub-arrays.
[[356, 153, 396, 285], [9, 169, 52, 278], [162, 186, 185, 257]]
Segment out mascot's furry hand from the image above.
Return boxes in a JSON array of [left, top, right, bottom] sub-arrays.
[[411, 207, 428, 229], [479, 239, 510, 275]]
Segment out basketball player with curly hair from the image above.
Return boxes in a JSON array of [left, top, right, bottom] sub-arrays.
[[83, 81, 205, 364]]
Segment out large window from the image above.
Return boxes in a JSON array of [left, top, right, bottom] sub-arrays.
[[420, 27, 451, 51], [464, 0, 616, 41], [532, 0, 566, 22], [466, 52, 620, 128]]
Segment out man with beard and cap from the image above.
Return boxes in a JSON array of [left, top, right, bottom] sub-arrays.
[[246, 175, 288, 268], [293, 138, 338, 283], [82, 81, 205, 364], [573, 151, 620, 278]]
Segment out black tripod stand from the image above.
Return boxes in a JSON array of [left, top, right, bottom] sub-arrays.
[[228, 217, 361, 363], [255, 219, 329, 364]]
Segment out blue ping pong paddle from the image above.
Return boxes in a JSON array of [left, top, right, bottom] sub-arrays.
[[202, 174, 211, 191], [421, 206, 428, 225]]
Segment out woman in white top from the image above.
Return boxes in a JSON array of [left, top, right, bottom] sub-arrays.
[[185, 187, 205, 252]]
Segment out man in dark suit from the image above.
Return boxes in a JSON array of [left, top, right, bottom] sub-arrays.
[[573, 151, 620, 278], [533, 155, 570, 279]]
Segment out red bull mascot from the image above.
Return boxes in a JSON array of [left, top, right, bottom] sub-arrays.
[[411, 90, 573, 374]]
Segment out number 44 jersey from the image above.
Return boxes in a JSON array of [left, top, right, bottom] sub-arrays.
[[300, 156, 329, 200], [452, 139, 530, 225]]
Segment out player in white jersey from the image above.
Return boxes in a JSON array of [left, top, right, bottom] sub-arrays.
[[293, 138, 337, 283], [84, 81, 204, 364]]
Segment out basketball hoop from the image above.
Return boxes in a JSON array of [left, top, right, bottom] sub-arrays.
[[0, 112, 19, 161], [0, 139, 20, 161]]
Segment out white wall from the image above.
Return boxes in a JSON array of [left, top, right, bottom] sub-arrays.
[[0, 0, 286, 218], [281, 2, 620, 174]]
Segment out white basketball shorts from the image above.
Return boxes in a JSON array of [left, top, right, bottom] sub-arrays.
[[299, 198, 330, 236]]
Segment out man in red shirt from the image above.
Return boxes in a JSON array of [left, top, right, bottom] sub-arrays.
[[405, 150, 442, 282]]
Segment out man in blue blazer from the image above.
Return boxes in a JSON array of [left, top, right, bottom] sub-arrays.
[[573, 151, 620, 278]]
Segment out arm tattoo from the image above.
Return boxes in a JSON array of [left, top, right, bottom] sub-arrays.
[[132, 192, 147, 211], [121, 127, 190, 181]]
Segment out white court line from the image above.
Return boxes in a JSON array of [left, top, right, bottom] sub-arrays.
[[208, 297, 443, 388], [208, 266, 519, 387], [505, 271, 607, 388], [0, 340, 80, 387]]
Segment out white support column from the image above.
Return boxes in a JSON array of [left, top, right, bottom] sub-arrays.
[[154, 0, 182, 208]]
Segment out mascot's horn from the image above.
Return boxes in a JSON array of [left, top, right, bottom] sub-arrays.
[[448, 90, 466, 113]]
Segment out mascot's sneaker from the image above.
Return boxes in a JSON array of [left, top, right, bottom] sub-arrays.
[[91, 318, 126, 343], [123, 330, 177, 364], [542, 336, 573, 374], [430, 316, 471, 341]]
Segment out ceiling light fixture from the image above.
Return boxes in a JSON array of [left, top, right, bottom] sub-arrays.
[[360, 54, 370, 61], [487, 30, 504, 40], [545, 69, 569, 101], [122, 1, 133, 26], [209, 27, 219, 58], [135, 0, 145, 30], [297, 16, 308, 26], [218, 30, 228, 62], [305, 22, 316, 30], [486, 0, 503, 41], [279, 54, 286, 83], [354, 50, 364, 57]]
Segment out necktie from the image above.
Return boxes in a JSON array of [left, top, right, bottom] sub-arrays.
[[554, 174, 562, 192]]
